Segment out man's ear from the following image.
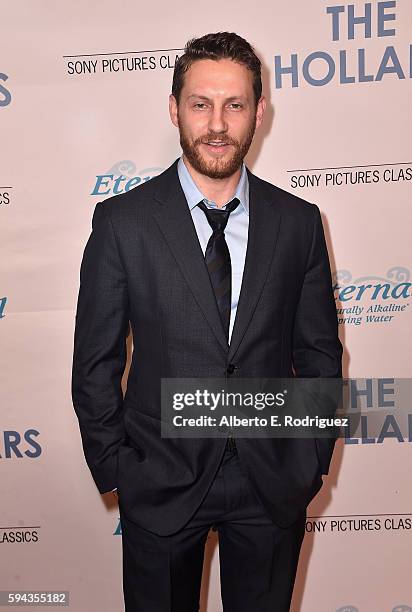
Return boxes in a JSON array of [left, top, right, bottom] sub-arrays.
[[169, 94, 179, 128], [255, 96, 266, 131]]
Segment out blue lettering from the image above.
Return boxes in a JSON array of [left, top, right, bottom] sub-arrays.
[[392, 282, 411, 299], [274, 54, 298, 88], [0, 73, 11, 107], [4, 431, 23, 458], [377, 415, 403, 443], [376, 45, 405, 80], [358, 48, 374, 81], [377, 0, 396, 37], [0, 296, 6, 318], [125, 176, 142, 191], [348, 3, 372, 40], [340, 50, 356, 83], [378, 378, 395, 408], [351, 379, 373, 409], [24, 429, 42, 458], [326, 5, 345, 41], [303, 51, 335, 86], [113, 175, 127, 194], [91, 174, 113, 196]]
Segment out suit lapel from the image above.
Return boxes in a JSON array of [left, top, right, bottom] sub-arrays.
[[228, 169, 281, 363], [150, 159, 282, 362], [151, 160, 229, 355]]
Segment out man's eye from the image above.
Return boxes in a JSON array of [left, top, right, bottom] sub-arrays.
[[194, 103, 207, 109], [230, 103, 242, 109]]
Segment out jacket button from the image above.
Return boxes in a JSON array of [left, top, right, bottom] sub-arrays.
[[226, 364, 236, 374]]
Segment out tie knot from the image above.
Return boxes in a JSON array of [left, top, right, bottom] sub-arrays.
[[197, 198, 240, 233]]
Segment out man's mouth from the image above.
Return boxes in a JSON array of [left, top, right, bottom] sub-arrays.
[[203, 141, 231, 152]]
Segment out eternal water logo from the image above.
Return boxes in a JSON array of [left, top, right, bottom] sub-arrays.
[[91, 161, 163, 197], [334, 266, 411, 326]]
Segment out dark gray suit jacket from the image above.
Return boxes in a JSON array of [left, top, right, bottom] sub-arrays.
[[71, 158, 343, 536]]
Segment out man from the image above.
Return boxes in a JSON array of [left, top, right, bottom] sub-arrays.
[[72, 31, 343, 611]]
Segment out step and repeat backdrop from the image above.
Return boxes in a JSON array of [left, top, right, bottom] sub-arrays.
[[1, 1, 411, 610]]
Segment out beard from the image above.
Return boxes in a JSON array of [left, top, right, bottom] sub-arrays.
[[177, 112, 256, 179]]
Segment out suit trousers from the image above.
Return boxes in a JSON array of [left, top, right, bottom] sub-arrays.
[[119, 442, 306, 612]]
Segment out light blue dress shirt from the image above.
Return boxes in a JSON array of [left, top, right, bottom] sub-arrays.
[[177, 156, 250, 343]]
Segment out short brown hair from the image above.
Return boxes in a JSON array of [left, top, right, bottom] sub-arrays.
[[172, 32, 262, 108]]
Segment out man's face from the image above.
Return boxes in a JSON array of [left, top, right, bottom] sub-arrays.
[[169, 58, 266, 179]]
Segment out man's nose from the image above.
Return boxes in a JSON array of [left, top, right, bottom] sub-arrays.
[[208, 106, 228, 134]]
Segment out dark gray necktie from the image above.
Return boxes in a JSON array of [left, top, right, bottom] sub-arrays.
[[197, 197, 240, 340]]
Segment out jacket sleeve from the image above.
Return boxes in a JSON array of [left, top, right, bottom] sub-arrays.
[[292, 204, 343, 475], [71, 201, 130, 493]]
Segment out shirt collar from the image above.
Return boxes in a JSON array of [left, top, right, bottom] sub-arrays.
[[177, 155, 249, 215]]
